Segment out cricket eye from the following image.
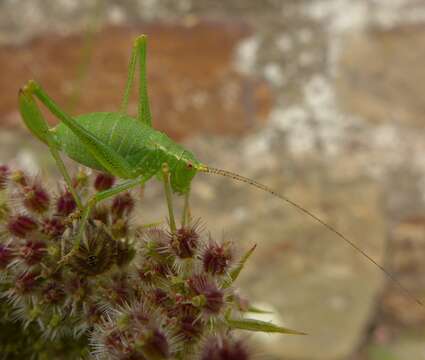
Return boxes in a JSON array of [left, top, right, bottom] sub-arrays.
[[187, 162, 193, 169]]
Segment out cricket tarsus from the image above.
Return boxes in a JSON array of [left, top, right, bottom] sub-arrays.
[[200, 166, 424, 308]]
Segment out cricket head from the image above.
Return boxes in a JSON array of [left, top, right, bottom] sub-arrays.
[[170, 151, 202, 194]]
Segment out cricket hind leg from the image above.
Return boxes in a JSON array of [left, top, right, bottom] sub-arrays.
[[18, 87, 83, 210], [120, 35, 152, 127], [21, 80, 138, 179]]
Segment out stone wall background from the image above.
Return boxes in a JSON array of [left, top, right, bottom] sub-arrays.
[[1, 1, 425, 359]]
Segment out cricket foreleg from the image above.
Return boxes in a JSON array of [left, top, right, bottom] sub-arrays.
[[18, 87, 83, 209]]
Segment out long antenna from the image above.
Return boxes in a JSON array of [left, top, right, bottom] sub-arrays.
[[199, 165, 424, 307]]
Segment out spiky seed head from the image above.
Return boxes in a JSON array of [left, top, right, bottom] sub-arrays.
[[22, 183, 50, 213], [201, 337, 250, 360], [188, 275, 224, 314], [0, 243, 13, 268], [56, 191, 77, 216], [19, 240, 46, 266], [170, 225, 200, 259], [111, 192, 134, 219], [203, 240, 233, 276], [67, 221, 116, 276], [0, 165, 10, 190], [94, 173, 116, 191], [7, 214, 38, 237]]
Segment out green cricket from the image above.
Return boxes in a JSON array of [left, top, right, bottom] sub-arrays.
[[18, 35, 422, 306]]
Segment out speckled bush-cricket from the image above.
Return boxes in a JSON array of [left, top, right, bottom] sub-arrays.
[[18, 35, 422, 306]]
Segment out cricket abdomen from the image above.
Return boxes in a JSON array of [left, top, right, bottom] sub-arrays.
[[54, 112, 147, 171]]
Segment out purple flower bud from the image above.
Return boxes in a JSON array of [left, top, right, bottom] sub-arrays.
[[203, 241, 233, 276], [56, 191, 77, 216], [22, 184, 50, 213], [42, 218, 65, 239], [111, 192, 134, 219], [19, 240, 46, 265], [0, 244, 13, 268], [15, 271, 39, 294], [188, 275, 224, 314], [7, 215, 38, 238], [94, 173, 115, 191], [170, 225, 200, 259]]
